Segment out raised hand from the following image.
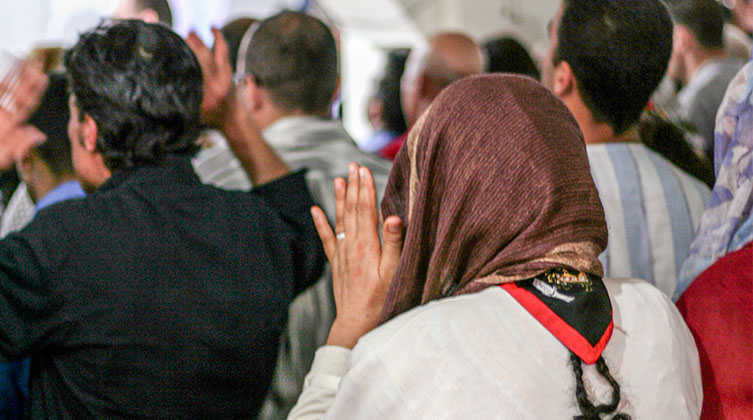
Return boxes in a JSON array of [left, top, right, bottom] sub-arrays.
[[0, 60, 48, 169], [185, 28, 234, 128], [311, 163, 404, 349]]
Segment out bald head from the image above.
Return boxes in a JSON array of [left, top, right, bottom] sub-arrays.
[[402, 32, 485, 126]]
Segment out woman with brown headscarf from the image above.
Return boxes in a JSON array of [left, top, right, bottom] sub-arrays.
[[288, 75, 701, 419]]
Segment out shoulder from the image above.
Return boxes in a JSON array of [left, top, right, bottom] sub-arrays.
[[604, 277, 692, 338], [600, 278, 703, 418], [358, 287, 536, 355]]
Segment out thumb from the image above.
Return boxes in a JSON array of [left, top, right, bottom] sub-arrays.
[[379, 215, 404, 280]]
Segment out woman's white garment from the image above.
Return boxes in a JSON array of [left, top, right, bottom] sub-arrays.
[[288, 277, 702, 419]]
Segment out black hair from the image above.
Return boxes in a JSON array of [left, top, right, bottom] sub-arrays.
[[243, 11, 338, 115], [639, 111, 715, 187], [570, 352, 631, 420], [134, 0, 173, 27], [27, 72, 75, 177], [375, 48, 409, 135], [665, 0, 726, 49], [64, 20, 202, 172], [555, 0, 673, 135], [220, 17, 257, 73], [483, 36, 540, 80]]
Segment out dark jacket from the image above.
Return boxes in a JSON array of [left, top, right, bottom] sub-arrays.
[[0, 157, 323, 419]]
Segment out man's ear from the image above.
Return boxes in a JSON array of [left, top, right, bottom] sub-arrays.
[[242, 75, 265, 112], [81, 114, 99, 153], [674, 25, 695, 52], [552, 60, 575, 98]]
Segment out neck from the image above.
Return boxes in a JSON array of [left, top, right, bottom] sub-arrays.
[[29, 173, 77, 203], [254, 106, 328, 130], [683, 48, 726, 84], [562, 94, 640, 145]]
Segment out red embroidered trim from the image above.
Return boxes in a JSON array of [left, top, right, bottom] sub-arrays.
[[500, 282, 613, 364]]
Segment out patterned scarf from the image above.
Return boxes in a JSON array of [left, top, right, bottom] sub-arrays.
[[379, 74, 608, 323], [675, 60, 753, 300]]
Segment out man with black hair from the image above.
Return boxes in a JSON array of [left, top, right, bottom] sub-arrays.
[[665, 0, 746, 159], [541, 0, 710, 298], [0, 20, 324, 419], [114, 0, 172, 27], [234, 11, 392, 420]]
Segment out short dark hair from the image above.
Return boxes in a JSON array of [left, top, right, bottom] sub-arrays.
[[64, 20, 201, 171], [665, 0, 725, 49], [483, 36, 540, 80], [555, 0, 673, 135], [242, 11, 338, 115], [134, 0, 173, 27], [220, 17, 257, 73], [27, 73, 74, 177], [375, 48, 409, 134]]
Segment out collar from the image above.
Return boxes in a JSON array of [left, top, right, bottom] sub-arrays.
[[263, 116, 348, 149], [94, 156, 199, 195], [501, 269, 614, 364], [35, 180, 87, 212]]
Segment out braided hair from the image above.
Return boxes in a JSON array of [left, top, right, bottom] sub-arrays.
[[569, 352, 631, 420]]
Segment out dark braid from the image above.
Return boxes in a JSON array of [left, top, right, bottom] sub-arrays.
[[569, 352, 631, 420]]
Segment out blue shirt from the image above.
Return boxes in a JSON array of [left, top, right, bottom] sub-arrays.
[[34, 180, 86, 213]]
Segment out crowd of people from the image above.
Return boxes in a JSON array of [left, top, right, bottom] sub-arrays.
[[0, 0, 748, 418]]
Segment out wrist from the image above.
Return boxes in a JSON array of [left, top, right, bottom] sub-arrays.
[[326, 317, 376, 349]]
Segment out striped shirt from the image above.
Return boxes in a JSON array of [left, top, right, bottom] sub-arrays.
[[587, 143, 710, 297]]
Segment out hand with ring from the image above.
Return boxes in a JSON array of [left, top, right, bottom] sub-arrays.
[[310, 163, 404, 349]]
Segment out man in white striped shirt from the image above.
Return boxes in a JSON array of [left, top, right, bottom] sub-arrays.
[[541, 0, 710, 298]]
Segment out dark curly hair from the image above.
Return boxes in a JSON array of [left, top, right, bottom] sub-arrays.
[[555, 0, 673, 135], [64, 20, 202, 171]]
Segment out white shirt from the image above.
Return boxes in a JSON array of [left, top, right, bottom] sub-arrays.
[[289, 277, 702, 419]]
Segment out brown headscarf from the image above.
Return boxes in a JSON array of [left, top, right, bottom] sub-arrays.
[[379, 74, 608, 323]]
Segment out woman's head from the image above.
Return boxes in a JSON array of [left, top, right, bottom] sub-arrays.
[[380, 74, 607, 321]]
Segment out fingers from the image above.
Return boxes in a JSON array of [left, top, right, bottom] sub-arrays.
[[311, 206, 336, 263], [210, 28, 233, 84], [14, 63, 47, 120], [0, 62, 47, 123], [344, 163, 360, 238], [334, 177, 345, 236], [379, 215, 404, 281], [357, 166, 379, 243]]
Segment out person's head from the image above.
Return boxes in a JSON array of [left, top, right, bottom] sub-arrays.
[[18, 73, 76, 202], [665, 0, 726, 84], [114, 0, 173, 27], [372, 48, 410, 135], [220, 17, 257, 73], [380, 74, 607, 321], [483, 36, 540, 80], [63, 20, 202, 192], [238, 11, 338, 128], [541, 0, 673, 137], [401, 32, 485, 127]]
